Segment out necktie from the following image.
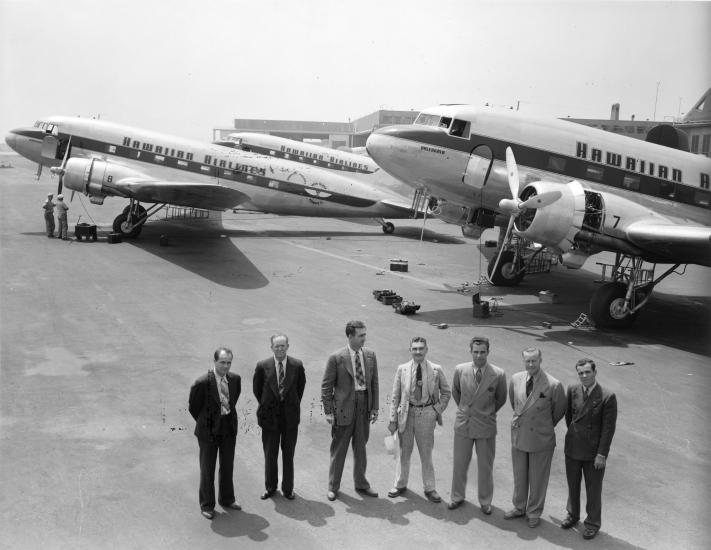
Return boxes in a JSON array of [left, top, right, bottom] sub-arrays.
[[354, 352, 365, 388], [525, 376, 533, 397], [583, 387, 589, 401], [475, 368, 482, 386], [219, 375, 230, 414], [414, 363, 422, 401], [278, 361, 285, 398]]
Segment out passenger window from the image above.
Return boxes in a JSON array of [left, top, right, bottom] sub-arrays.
[[585, 165, 604, 181], [622, 175, 640, 190], [547, 156, 566, 172]]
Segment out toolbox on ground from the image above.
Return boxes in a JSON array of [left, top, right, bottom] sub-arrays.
[[75, 222, 97, 241]]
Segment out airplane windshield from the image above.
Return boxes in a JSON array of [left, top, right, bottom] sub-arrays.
[[414, 113, 452, 129]]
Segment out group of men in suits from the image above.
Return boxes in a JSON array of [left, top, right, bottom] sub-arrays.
[[188, 330, 617, 541]]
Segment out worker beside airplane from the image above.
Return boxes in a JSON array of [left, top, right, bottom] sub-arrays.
[[187, 334, 615, 541]]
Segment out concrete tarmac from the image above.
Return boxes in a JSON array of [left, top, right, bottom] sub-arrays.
[[1, 155, 710, 549]]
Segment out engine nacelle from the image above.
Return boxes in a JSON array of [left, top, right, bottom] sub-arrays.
[[513, 180, 587, 253], [62, 157, 144, 199]]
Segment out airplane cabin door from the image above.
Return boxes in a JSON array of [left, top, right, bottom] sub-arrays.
[[462, 144, 494, 204]]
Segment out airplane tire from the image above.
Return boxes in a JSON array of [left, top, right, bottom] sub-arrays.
[[122, 204, 147, 217], [382, 222, 395, 234], [487, 250, 524, 286], [589, 282, 638, 328], [112, 213, 143, 238]]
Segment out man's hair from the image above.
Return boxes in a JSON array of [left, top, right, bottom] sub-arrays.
[[214, 347, 233, 361], [410, 336, 427, 347], [469, 336, 490, 351], [345, 320, 366, 337], [575, 358, 596, 371], [270, 334, 289, 345], [522, 347, 542, 359]]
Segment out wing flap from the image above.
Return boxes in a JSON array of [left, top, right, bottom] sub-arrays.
[[111, 179, 250, 211], [625, 222, 711, 266]]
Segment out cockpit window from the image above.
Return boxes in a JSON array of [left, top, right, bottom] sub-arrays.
[[414, 113, 440, 126], [449, 119, 469, 138], [439, 117, 452, 129]]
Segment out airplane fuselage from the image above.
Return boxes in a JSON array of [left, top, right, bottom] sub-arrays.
[[7, 116, 412, 219]]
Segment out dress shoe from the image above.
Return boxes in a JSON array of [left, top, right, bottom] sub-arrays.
[[260, 490, 275, 500], [527, 517, 540, 528], [582, 527, 599, 540], [355, 487, 378, 498], [424, 490, 442, 503], [387, 486, 407, 498], [201, 510, 214, 520], [327, 490, 338, 501], [480, 504, 492, 515], [447, 500, 463, 510], [561, 515, 579, 529], [504, 508, 525, 520], [283, 491, 296, 500], [225, 501, 242, 510]]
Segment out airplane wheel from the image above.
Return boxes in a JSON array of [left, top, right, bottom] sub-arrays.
[[112, 212, 143, 238], [487, 250, 524, 286], [122, 204, 147, 217], [382, 222, 395, 234], [589, 282, 638, 328]]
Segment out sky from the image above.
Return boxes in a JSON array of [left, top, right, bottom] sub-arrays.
[[1, 0, 709, 141]]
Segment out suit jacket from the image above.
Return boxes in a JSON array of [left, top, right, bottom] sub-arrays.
[[509, 370, 566, 452], [321, 346, 379, 426], [388, 359, 451, 432], [564, 383, 617, 461], [253, 356, 306, 431], [189, 370, 241, 440], [452, 361, 507, 439]]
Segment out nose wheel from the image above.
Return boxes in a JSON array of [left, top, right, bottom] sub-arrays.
[[381, 221, 395, 234]]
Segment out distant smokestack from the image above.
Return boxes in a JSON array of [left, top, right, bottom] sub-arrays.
[[631, 114, 635, 121], [611, 103, 620, 120]]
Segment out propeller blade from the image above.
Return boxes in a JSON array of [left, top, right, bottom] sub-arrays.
[[53, 136, 72, 196], [505, 147, 520, 199], [487, 215, 516, 285], [57, 177, 63, 195], [498, 197, 521, 215], [520, 190, 562, 209], [70, 190, 75, 202]]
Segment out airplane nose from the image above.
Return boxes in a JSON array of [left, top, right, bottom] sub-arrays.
[[5, 132, 16, 151]]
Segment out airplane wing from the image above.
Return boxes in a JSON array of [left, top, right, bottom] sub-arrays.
[[106, 178, 251, 211], [625, 222, 711, 266]]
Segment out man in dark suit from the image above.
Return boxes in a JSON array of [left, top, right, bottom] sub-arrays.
[[253, 334, 306, 500], [321, 320, 379, 501], [189, 347, 242, 519], [561, 358, 617, 540]]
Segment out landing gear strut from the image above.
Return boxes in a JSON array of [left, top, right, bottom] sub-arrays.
[[112, 201, 166, 238], [588, 254, 681, 328]]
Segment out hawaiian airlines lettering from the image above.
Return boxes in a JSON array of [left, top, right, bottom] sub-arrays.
[[576, 141, 683, 183]]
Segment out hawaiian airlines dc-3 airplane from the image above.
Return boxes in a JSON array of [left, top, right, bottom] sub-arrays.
[[5, 116, 421, 238], [215, 132, 380, 175], [366, 104, 711, 328]]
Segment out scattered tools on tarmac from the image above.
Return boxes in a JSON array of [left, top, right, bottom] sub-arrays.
[[372, 289, 420, 315]]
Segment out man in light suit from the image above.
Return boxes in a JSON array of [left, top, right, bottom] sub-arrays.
[[505, 347, 566, 528], [561, 359, 617, 540], [321, 320, 379, 501], [447, 336, 507, 513], [189, 347, 242, 520], [253, 334, 306, 501], [387, 337, 451, 502]]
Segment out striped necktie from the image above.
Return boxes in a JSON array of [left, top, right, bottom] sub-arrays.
[[525, 376, 533, 397], [219, 375, 230, 415], [354, 352, 365, 387], [278, 361, 285, 398]]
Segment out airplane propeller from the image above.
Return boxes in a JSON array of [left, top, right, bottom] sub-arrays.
[[486, 147, 562, 284], [49, 136, 72, 195]]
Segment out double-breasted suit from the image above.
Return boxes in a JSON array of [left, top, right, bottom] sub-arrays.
[[189, 370, 241, 512], [253, 356, 306, 495], [321, 346, 379, 492], [388, 359, 450, 492], [564, 383, 617, 530], [508, 370, 566, 519], [450, 361, 507, 506]]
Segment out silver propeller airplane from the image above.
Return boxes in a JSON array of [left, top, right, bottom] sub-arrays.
[[366, 104, 711, 328], [5, 116, 421, 238]]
